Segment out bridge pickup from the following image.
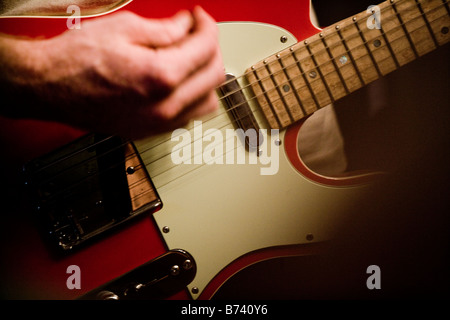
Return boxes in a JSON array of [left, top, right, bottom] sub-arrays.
[[23, 134, 162, 251], [219, 74, 263, 152]]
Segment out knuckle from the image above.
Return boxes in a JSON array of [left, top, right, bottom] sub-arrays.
[[152, 105, 179, 121], [161, 21, 185, 43], [154, 63, 180, 89], [207, 92, 219, 110]]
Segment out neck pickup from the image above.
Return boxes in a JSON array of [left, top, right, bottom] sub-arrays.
[[218, 74, 263, 153]]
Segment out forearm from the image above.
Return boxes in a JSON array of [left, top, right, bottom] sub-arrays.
[[0, 35, 48, 119]]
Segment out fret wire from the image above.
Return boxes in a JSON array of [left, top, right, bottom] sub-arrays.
[[215, 0, 410, 90], [42, 13, 440, 200], [222, 0, 447, 103], [210, 0, 446, 97], [163, 25, 442, 162], [251, 65, 282, 128], [235, 0, 447, 105], [264, 61, 296, 123], [127, 2, 450, 193], [277, 54, 308, 116], [378, 24, 401, 68], [336, 28, 366, 86], [234, 14, 447, 124], [216, 0, 425, 92], [29, 0, 448, 208], [304, 41, 336, 103], [150, 0, 441, 117], [391, 0, 421, 57], [237, 29, 424, 131], [353, 18, 384, 77], [144, 29, 445, 176], [290, 48, 322, 110], [415, 0, 440, 47], [442, 0, 450, 15], [36, 0, 449, 182], [65, 4, 450, 171], [170, 28, 433, 156], [127, 4, 450, 161], [147, 29, 446, 190], [320, 35, 350, 95], [199, 0, 412, 96], [211, 12, 448, 136], [41, 27, 447, 205]]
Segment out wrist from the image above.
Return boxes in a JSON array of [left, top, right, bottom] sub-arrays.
[[0, 35, 50, 118]]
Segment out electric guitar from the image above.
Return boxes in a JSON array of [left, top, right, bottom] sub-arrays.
[[0, 0, 448, 299]]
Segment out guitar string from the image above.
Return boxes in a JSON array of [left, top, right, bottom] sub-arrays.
[[135, 0, 449, 155], [138, 3, 449, 156], [29, 0, 434, 177], [29, 0, 445, 178], [30, 3, 448, 203], [35, 25, 447, 208], [199, 0, 432, 94], [132, 8, 450, 198], [31, 3, 449, 202], [203, 0, 450, 121], [32, 0, 448, 189], [199, 0, 448, 105], [107, 0, 450, 205]]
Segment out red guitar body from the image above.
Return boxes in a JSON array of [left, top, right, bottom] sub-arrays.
[[0, 0, 321, 300]]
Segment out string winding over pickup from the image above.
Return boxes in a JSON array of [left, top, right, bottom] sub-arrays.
[[219, 74, 263, 152]]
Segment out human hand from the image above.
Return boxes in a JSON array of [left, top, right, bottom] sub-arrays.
[[0, 6, 225, 139]]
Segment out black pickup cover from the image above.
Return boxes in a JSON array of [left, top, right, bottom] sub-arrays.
[[23, 134, 161, 251]]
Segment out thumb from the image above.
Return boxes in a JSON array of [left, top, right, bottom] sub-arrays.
[[130, 10, 194, 47]]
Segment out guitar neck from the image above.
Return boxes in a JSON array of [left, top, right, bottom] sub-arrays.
[[246, 0, 450, 129]]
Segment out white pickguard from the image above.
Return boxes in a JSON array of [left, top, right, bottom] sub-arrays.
[[135, 22, 367, 299]]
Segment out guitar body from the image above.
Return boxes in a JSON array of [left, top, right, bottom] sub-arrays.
[[6, 0, 447, 299]]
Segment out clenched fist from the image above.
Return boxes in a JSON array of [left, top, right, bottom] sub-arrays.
[[0, 7, 225, 139]]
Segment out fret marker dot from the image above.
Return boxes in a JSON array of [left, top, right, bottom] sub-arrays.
[[373, 39, 381, 47], [283, 84, 290, 92], [309, 71, 317, 79], [339, 55, 348, 65], [441, 27, 449, 34]]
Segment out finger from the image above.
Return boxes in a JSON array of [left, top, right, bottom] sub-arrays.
[[154, 6, 220, 84], [151, 47, 225, 119], [154, 91, 219, 133], [124, 10, 194, 47], [177, 90, 219, 121], [129, 90, 217, 139]]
